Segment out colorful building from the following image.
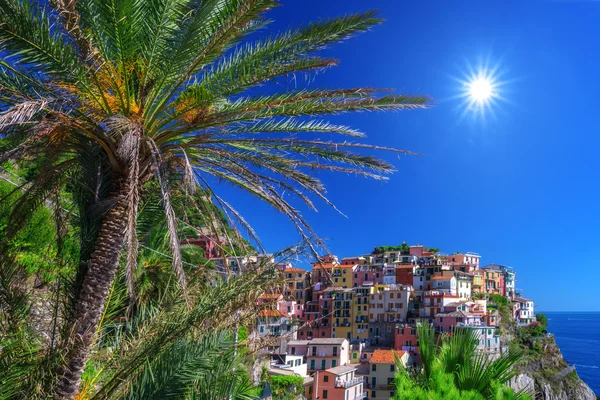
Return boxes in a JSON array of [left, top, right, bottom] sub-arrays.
[[313, 365, 365, 400], [307, 338, 349, 372], [367, 349, 412, 400], [512, 297, 535, 326], [369, 285, 413, 346], [434, 311, 481, 333], [332, 264, 356, 288], [421, 291, 460, 318], [331, 288, 354, 339], [447, 252, 481, 268], [352, 286, 373, 342]]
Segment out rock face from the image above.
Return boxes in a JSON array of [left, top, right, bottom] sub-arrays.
[[511, 336, 598, 400]]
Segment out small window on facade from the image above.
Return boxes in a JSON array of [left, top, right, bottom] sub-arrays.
[[324, 375, 329, 382], [372, 364, 377, 371], [323, 390, 328, 399]]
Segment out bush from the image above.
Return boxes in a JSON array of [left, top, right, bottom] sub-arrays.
[[270, 375, 303, 399], [536, 313, 548, 328]]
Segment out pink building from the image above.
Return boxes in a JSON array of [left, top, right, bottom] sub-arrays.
[[313, 365, 365, 400], [434, 311, 481, 333], [421, 291, 460, 318], [182, 236, 225, 258], [307, 338, 349, 373], [286, 339, 310, 357], [447, 252, 480, 268], [394, 324, 419, 365], [409, 245, 424, 257], [353, 265, 384, 287]]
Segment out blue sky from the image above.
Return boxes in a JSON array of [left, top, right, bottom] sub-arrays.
[[215, 1, 600, 311]]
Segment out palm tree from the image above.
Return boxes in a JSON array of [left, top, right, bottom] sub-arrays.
[[0, 1, 429, 397], [393, 324, 530, 399]]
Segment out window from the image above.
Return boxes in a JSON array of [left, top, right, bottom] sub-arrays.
[[371, 377, 377, 386], [312, 347, 317, 356], [291, 347, 296, 355], [322, 390, 328, 399], [371, 391, 376, 398], [372, 364, 377, 371], [324, 375, 329, 382], [333, 346, 338, 356], [310, 360, 315, 370], [260, 326, 264, 333], [321, 360, 326, 370], [342, 278, 346, 283], [353, 353, 358, 359], [332, 360, 337, 368], [390, 364, 395, 372]]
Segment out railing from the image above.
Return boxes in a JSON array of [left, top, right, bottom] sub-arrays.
[[356, 392, 367, 399], [335, 376, 364, 388]]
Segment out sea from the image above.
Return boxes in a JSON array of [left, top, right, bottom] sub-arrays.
[[544, 312, 600, 396]]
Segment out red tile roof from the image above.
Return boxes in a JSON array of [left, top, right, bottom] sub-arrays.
[[432, 276, 452, 280], [258, 310, 288, 317], [370, 349, 406, 364], [284, 268, 306, 273], [259, 293, 283, 299]]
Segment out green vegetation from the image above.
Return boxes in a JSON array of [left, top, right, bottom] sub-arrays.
[[0, 0, 428, 398], [270, 375, 304, 399], [373, 242, 411, 254], [519, 314, 548, 338], [488, 294, 515, 332], [393, 325, 532, 400]]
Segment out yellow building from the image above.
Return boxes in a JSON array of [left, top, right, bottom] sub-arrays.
[[332, 264, 356, 288], [352, 286, 373, 341], [331, 288, 353, 339]]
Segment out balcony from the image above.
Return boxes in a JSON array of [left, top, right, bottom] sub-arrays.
[[356, 393, 367, 399], [335, 376, 364, 388]]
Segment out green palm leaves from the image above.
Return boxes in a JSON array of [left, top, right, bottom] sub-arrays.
[[393, 325, 531, 400], [0, 1, 428, 397]]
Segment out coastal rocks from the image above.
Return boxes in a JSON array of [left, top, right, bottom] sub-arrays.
[[510, 374, 535, 394], [537, 380, 597, 400], [511, 336, 598, 400]]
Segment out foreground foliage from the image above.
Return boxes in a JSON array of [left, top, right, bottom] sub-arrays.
[[393, 325, 532, 400], [0, 0, 428, 397]]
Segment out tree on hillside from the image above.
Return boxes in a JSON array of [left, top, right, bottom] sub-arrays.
[[0, 1, 428, 398]]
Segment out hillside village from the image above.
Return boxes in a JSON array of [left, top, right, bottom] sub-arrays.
[[241, 243, 537, 399]]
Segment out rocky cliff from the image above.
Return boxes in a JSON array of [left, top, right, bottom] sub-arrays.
[[509, 336, 597, 400]]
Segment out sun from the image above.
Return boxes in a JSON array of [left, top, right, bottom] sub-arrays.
[[454, 60, 507, 120], [468, 77, 494, 103]]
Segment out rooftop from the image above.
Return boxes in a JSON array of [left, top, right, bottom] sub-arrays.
[[432, 276, 452, 281], [257, 310, 288, 318], [259, 293, 283, 299], [287, 340, 310, 346], [283, 268, 307, 273], [370, 349, 406, 364], [308, 338, 347, 345], [326, 365, 356, 375]]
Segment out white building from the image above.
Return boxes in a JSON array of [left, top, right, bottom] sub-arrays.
[[458, 325, 501, 353], [431, 275, 457, 295], [512, 297, 535, 326], [413, 268, 425, 291], [456, 274, 473, 300], [271, 354, 307, 377], [383, 264, 396, 285]]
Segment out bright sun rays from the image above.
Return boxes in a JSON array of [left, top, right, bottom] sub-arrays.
[[454, 59, 508, 121]]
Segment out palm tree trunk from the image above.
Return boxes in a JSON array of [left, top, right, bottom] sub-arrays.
[[55, 180, 129, 400]]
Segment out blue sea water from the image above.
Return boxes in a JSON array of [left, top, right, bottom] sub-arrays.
[[544, 312, 600, 396]]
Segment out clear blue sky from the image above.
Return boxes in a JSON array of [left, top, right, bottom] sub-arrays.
[[215, 0, 600, 312]]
